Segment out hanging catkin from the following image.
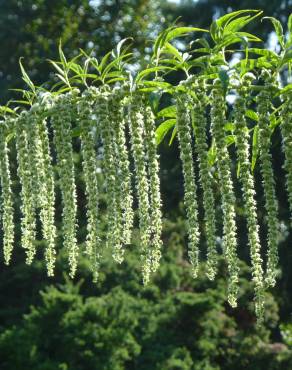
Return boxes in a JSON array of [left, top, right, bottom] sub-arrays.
[[257, 71, 279, 288], [176, 92, 200, 278], [191, 83, 217, 280], [38, 115, 57, 276], [51, 93, 78, 278], [210, 81, 239, 307], [0, 122, 14, 265], [78, 92, 101, 282], [280, 93, 292, 219], [26, 106, 56, 276], [110, 89, 134, 247], [15, 112, 37, 264], [97, 90, 123, 259], [234, 74, 265, 322], [128, 93, 152, 283], [143, 102, 163, 274]]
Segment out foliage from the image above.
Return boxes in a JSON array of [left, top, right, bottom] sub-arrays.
[[0, 222, 291, 370]]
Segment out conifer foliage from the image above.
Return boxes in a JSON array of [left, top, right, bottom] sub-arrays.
[[1, 10, 292, 322]]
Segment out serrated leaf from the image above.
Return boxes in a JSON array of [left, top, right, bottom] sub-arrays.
[[225, 134, 236, 146], [217, 9, 260, 29], [224, 11, 263, 34], [58, 41, 68, 69], [248, 48, 279, 60], [263, 16, 285, 49], [136, 66, 172, 82], [98, 51, 112, 73], [165, 27, 208, 44], [224, 122, 234, 132], [0, 106, 15, 115], [141, 80, 172, 89], [49, 60, 66, 76], [149, 91, 162, 113], [169, 126, 177, 145], [245, 109, 259, 122], [115, 37, 133, 58], [155, 119, 176, 145], [6, 132, 15, 143], [19, 58, 36, 93], [157, 105, 176, 118], [191, 37, 210, 49], [208, 139, 217, 166], [269, 113, 281, 132], [161, 42, 183, 61]]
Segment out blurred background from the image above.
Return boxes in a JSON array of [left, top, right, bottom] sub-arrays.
[[0, 1, 292, 369]]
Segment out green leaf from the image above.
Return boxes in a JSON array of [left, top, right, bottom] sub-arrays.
[[263, 16, 285, 49], [248, 48, 279, 60], [169, 126, 177, 145], [155, 119, 176, 145], [141, 80, 172, 89], [0, 106, 15, 115], [161, 42, 183, 61], [224, 11, 263, 34], [245, 109, 259, 122], [98, 51, 112, 73], [269, 113, 281, 132], [165, 27, 208, 44], [217, 9, 261, 29], [136, 66, 173, 82], [49, 60, 66, 76], [114, 37, 133, 58], [224, 122, 234, 132], [225, 134, 236, 146], [210, 20, 219, 42], [149, 91, 162, 113], [58, 40, 68, 66], [157, 105, 176, 118], [153, 26, 207, 59], [191, 37, 210, 50], [19, 58, 36, 93], [211, 10, 262, 42], [208, 139, 217, 166], [6, 132, 15, 143]]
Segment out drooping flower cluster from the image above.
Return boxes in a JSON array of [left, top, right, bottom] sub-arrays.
[[78, 92, 101, 282], [257, 71, 279, 288], [128, 93, 153, 283], [1, 65, 291, 323], [280, 93, 292, 219], [143, 103, 163, 274], [0, 123, 14, 265], [97, 90, 125, 262], [37, 114, 57, 276], [25, 104, 56, 275], [210, 81, 239, 307], [51, 92, 79, 278], [176, 92, 200, 278], [234, 74, 265, 322], [107, 89, 134, 259], [15, 112, 37, 264], [191, 83, 217, 280]]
